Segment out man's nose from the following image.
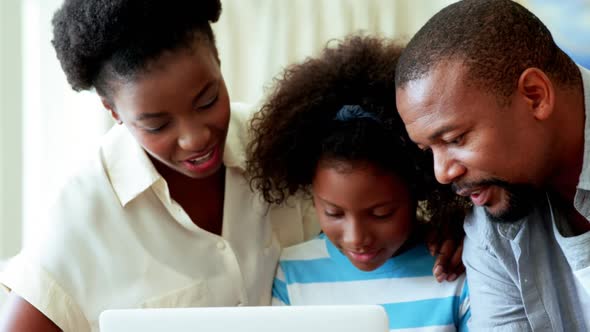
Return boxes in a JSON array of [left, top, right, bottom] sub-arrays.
[[433, 149, 465, 185]]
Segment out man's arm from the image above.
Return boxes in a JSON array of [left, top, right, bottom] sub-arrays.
[[463, 229, 531, 331]]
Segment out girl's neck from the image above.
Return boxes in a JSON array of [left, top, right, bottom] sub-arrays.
[[392, 230, 420, 258]]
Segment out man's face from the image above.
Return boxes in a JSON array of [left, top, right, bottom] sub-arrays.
[[396, 61, 549, 222]]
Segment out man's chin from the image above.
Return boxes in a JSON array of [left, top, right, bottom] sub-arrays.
[[484, 201, 532, 224]]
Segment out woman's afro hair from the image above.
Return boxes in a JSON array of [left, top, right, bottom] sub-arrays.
[[51, 0, 222, 94]]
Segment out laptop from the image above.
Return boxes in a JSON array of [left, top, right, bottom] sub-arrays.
[[100, 305, 389, 332]]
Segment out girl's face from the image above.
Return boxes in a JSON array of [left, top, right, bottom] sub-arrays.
[[106, 42, 230, 179], [312, 161, 414, 272]]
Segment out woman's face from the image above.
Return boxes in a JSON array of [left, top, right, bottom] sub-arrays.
[[107, 42, 230, 179], [312, 161, 414, 271]]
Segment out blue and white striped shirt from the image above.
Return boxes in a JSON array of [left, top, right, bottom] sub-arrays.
[[272, 234, 470, 331]]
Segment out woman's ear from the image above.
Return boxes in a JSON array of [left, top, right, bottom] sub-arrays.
[[517, 68, 555, 121], [101, 98, 123, 124]]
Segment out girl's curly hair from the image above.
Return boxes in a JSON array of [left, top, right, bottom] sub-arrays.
[[247, 35, 471, 228]]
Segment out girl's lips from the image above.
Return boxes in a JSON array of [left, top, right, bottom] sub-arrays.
[[346, 249, 381, 263]]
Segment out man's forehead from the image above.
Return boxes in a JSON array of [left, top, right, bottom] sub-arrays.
[[403, 110, 449, 139], [397, 62, 470, 116]]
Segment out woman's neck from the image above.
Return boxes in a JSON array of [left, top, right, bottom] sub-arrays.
[[153, 157, 226, 235]]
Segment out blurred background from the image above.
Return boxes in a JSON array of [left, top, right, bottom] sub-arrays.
[[0, 0, 586, 263]]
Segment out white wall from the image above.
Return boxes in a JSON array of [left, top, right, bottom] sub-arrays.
[[0, 0, 22, 260], [6, 0, 558, 256], [16, 0, 459, 249], [215, 0, 457, 104], [20, 0, 111, 248], [4, 0, 556, 258]]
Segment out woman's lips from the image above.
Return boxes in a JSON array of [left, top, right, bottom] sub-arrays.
[[181, 145, 221, 174]]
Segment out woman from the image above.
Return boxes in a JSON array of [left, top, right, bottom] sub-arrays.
[[0, 1, 318, 331]]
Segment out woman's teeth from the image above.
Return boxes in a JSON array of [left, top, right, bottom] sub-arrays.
[[188, 150, 213, 164]]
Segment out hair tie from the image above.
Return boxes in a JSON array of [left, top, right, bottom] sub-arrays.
[[334, 105, 380, 123]]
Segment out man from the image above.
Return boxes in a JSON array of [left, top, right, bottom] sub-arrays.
[[394, 0, 590, 330]]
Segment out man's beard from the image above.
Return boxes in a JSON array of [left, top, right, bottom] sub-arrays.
[[452, 179, 540, 223]]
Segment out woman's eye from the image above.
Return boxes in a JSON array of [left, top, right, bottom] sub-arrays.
[[145, 123, 169, 133], [199, 94, 219, 110]]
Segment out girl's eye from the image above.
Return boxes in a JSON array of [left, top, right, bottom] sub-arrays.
[[373, 206, 399, 219], [373, 212, 393, 219], [373, 209, 396, 219], [324, 210, 343, 218]]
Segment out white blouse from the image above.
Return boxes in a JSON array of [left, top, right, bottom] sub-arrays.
[[0, 103, 320, 332]]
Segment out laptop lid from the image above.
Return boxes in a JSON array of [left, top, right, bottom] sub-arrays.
[[99, 305, 389, 332]]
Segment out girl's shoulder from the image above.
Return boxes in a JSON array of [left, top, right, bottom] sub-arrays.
[[280, 234, 329, 262]]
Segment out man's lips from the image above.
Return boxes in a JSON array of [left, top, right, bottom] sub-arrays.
[[455, 185, 491, 206]]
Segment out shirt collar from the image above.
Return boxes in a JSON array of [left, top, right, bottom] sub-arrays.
[[576, 65, 590, 191], [102, 102, 250, 207], [101, 125, 162, 207], [496, 193, 551, 241], [222, 102, 250, 171]]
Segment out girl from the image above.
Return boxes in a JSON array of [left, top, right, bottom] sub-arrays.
[[247, 35, 471, 331]]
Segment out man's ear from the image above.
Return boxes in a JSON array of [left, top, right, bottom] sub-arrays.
[[517, 68, 555, 121], [101, 98, 123, 124]]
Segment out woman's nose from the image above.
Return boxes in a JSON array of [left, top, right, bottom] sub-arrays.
[[178, 123, 211, 152]]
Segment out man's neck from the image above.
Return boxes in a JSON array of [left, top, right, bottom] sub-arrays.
[[549, 83, 587, 234]]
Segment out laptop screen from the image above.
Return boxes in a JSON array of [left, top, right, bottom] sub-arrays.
[[100, 305, 389, 332]]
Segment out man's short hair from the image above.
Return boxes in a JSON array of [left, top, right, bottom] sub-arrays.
[[395, 0, 580, 101]]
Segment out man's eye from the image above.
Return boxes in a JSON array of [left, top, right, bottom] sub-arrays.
[[447, 134, 464, 145]]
